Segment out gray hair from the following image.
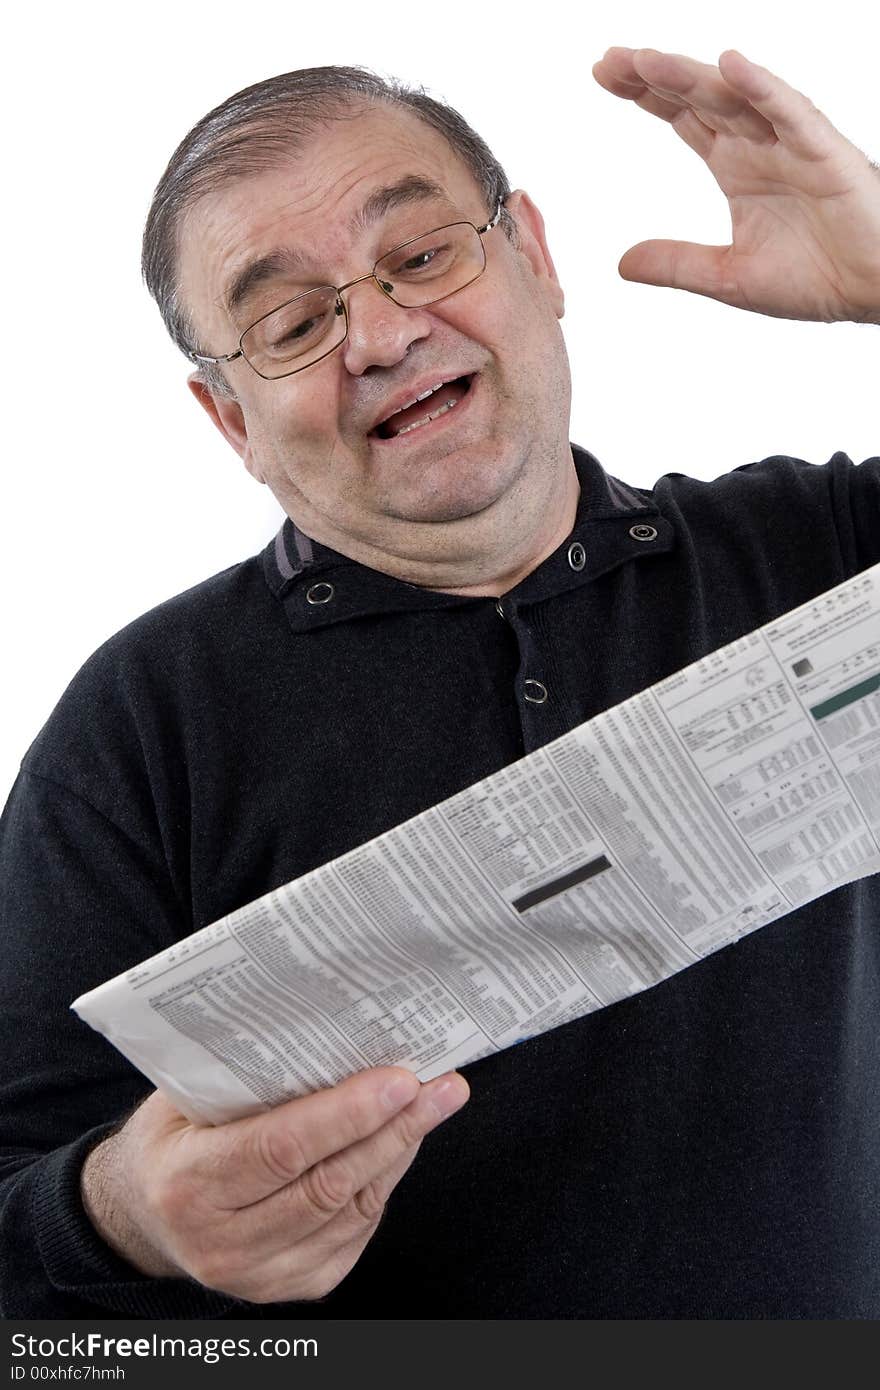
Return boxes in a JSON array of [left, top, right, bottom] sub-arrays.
[[141, 65, 519, 397]]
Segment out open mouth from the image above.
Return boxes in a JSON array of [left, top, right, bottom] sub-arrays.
[[370, 375, 475, 441]]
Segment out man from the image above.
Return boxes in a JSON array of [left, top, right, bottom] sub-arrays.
[[1, 47, 878, 1318]]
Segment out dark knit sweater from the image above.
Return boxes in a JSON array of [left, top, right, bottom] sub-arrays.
[[1, 445, 879, 1319]]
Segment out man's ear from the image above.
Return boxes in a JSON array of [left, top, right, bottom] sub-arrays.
[[186, 375, 266, 483], [502, 190, 565, 319]]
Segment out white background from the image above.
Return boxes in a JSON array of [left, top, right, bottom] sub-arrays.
[[2, 0, 877, 801]]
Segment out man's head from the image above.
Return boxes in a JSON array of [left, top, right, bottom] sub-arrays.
[[143, 68, 576, 593]]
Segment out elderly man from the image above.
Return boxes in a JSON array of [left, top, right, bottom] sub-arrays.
[[1, 48, 878, 1319]]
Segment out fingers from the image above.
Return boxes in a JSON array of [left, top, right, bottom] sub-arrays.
[[128, 1070, 469, 1302], [667, 110, 716, 163], [232, 1072, 469, 1253], [167, 1073, 469, 1303], [593, 46, 778, 147], [590, 52, 716, 159], [219, 1141, 426, 1302], [198, 1066, 424, 1206], [717, 50, 839, 161]]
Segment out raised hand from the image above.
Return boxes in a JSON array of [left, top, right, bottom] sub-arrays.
[[592, 48, 880, 324]]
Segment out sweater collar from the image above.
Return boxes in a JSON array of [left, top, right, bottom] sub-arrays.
[[261, 444, 674, 632]]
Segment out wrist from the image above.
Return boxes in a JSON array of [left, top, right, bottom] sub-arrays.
[[80, 1135, 182, 1280]]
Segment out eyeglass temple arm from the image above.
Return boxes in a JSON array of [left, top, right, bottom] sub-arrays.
[[477, 199, 505, 235], [190, 348, 244, 366]]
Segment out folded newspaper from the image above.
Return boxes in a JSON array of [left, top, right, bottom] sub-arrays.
[[73, 562, 880, 1124]]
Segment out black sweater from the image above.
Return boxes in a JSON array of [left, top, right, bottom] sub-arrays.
[[2, 446, 879, 1318]]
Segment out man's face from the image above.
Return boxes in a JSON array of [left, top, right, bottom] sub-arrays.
[[179, 104, 572, 586]]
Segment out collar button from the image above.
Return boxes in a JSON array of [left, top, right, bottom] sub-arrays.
[[567, 541, 586, 571], [306, 582, 335, 605], [629, 524, 658, 543]]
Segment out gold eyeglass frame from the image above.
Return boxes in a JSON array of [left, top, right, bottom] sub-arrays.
[[190, 199, 505, 381]]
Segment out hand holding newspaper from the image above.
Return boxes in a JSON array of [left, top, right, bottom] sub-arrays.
[[74, 563, 880, 1124]]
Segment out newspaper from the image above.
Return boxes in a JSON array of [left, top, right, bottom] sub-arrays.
[[73, 562, 880, 1124]]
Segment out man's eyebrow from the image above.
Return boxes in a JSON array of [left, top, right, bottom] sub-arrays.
[[349, 174, 449, 237], [222, 249, 307, 318], [221, 175, 451, 319]]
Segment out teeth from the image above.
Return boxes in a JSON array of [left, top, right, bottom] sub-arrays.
[[415, 382, 445, 404], [396, 381, 445, 414], [378, 380, 444, 428], [393, 396, 460, 437]]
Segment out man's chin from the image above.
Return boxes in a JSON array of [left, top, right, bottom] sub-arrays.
[[383, 487, 509, 527], [379, 445, 524, 527]]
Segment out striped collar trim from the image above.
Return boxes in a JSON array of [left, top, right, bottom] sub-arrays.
[[261, 444, 664, 604]]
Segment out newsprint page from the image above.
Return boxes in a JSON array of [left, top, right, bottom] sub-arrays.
[[74, 562, 880, 1125]]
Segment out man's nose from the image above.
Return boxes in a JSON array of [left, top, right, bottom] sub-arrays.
[[339, 277, 432, 375]]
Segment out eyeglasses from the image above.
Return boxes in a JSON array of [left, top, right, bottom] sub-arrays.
[[190, 200, 505, 381]]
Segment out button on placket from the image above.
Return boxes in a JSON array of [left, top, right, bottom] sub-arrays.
[[494, 596, 555, 739], [523, 679, 548, 704], [306, 582, 335, 604]]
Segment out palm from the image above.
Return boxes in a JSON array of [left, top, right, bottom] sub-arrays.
[[592, 48, 880, 323]]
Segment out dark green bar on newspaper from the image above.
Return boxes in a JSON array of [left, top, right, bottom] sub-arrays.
[[809, 672, 880, 720]]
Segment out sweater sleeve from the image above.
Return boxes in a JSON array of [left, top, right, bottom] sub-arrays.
[[0, 768, 240, 1317], [828, 450, 880, 572]]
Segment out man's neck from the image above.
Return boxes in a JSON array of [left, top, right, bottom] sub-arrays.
[[422, 465, 581, 597], [286, 453, 582, 599]]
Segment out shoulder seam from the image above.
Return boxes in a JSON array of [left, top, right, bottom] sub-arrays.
[[18, 766, 136, 841], [16, 766, 190, 925]]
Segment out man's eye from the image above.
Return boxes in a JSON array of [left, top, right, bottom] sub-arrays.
[[401, 249, 437, 271], [387, 242, 455, 277], [283, 317, 319, 341], [266, 315, 324, 352]]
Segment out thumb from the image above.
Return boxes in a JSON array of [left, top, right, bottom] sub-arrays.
[[619, 239, 738, 304]]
